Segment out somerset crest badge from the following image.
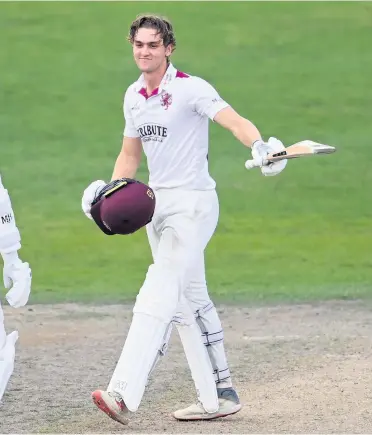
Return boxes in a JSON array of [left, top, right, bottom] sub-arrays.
[[161, 92, 172, 110]]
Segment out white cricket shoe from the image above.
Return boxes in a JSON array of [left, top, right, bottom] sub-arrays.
[[173, 387, 242, 421], [91, 390, 129, 425]]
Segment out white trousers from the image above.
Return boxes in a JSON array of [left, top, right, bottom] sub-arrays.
[[146, 188, 231, 385]]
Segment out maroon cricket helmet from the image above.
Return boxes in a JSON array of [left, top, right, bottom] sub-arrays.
[[90, 178, 156, 235]]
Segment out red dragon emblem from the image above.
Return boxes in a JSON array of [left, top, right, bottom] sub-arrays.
[[161, 92, 172, 110]]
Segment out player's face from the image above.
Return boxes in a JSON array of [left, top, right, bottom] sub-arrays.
[[133, 28, 172, 73]]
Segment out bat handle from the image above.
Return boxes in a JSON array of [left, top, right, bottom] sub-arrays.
[[244, 158, 268, 170]]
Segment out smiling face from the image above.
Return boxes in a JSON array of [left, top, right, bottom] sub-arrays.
[[132, 27, 173, 74]]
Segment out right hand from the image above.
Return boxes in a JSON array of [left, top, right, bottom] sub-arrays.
[[4, 260, 32, 308], [250, 139, 272, 166], [81, 180, 107, 219], [246, 138, 288, 176]]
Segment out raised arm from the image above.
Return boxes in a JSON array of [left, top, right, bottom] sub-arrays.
[[213, 106, 262, 149], [190, 78, 270, 162], [191, 78, 287, 176]]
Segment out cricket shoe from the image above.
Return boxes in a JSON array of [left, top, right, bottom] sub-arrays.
[[91, 390, 129, 425], [173, 387, 242, 421]]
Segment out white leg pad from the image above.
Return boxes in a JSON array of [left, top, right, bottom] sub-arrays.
[[0, 327, 18, 401], [195, 302, 231, 384], [108, 313, 169, 412], [0, 303, 19, 402], [107, 263, 180, 412], [146, 323, 173, 386], [174, 298, 219, 413]]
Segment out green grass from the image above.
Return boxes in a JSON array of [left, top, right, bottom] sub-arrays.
[[0, 2, 371, 304]]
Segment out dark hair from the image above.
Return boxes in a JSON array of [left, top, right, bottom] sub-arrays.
[[128, 14, 176, 54]]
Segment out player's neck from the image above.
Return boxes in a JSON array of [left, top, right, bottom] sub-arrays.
[[143, 61, 169, 94]]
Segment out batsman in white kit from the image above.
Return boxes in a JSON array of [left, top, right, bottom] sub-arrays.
[[0, 174, 32, 403], [82, 14, 288, 425]]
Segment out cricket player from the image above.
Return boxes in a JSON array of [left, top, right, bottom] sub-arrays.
[[82, 14, 286, 424], [0, 174, 32, 403]]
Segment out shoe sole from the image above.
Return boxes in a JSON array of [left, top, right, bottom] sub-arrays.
[[173, 404, 242, 421], [91, 390, 128, 426]]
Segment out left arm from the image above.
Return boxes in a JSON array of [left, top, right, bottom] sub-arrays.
[[191, 78, 287, 176], [214, 107, 288, 176], [213, 106, 262, 149], [191, 78, 283, 172], [190, 78, 263, 149]]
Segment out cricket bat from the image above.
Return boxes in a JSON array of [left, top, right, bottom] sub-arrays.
[[245, 140, 336, 170]]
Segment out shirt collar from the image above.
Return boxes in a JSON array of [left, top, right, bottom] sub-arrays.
[[135, 63, 177, 95]]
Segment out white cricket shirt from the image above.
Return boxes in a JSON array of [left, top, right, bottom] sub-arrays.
[[123, 63, 229, 190]]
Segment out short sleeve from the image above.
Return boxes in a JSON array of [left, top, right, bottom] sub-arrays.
[[123, 88, 140, 138], [190, 77, 230, 121]]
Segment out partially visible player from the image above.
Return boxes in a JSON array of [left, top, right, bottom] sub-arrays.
[[0, 174, 32, 403]]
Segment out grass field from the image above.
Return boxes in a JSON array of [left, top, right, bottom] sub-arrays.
[[0, 2, 371, 304]]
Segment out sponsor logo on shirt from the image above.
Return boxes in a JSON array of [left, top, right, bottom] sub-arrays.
[[138, 124, 168, 143]]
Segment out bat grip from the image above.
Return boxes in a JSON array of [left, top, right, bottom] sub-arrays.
[[245, 158, 269, 170]]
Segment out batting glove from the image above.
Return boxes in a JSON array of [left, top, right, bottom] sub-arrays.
[[251, 139, 272, 166], [82, 180, 107, 220], [4, 260, 32, 308], [248, 138, 287, 176], [259, 137, 288, 176]]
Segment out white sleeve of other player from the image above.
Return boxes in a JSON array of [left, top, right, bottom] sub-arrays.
[[123, 88, 140, 138], [0, 175, 21, 254], [191, 77, 230, 121]]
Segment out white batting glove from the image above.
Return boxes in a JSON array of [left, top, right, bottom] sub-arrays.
[[4, 260, 32, 308], [247, 138, 287, 176], [251, 139, 272, 166], [81, 180, 107, 220], [260, 137, 288, 177]]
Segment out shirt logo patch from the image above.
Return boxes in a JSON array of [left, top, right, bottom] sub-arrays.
[[161, 92, 172, 110]]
